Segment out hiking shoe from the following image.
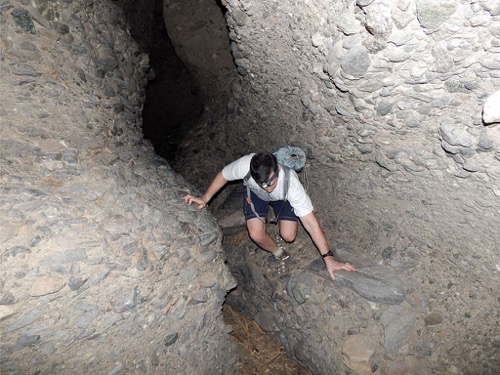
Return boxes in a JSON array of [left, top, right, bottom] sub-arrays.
[[274, 250, 290, 276], [275, 232, 287, 248], [274, 250, 290, 261]]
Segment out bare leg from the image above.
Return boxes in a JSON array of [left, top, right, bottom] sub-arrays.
[[246, 218, 278, 253], [278, 220, 298, 243]]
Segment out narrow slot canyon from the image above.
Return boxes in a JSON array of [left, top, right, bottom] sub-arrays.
[[136, 4, 308, 372], [140, 0, 204, 162], [1, 0, 499, 375]]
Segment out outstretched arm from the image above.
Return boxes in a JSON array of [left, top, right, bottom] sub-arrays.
[[300, 212, 356, 281], [182, 171, 228, 209]]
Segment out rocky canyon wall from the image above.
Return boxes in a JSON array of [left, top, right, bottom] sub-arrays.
[[174, 0, 500, 374], [0, 1, 238, 374], [2, 0, 499, 374]]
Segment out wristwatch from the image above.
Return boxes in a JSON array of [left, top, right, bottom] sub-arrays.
[[322, 250, 335, 259]]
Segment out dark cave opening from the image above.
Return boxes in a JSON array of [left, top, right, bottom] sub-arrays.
[[120, 0, 234, 164], [140, 1, 204, 162]]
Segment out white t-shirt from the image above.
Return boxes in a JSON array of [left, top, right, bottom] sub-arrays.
[[221, 153, 314, 217]]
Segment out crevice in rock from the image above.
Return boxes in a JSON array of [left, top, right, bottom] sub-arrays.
[[119, 0, 304, 372], [140, 0, 204, 162]]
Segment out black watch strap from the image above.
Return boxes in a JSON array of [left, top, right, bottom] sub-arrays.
[[322, 250, 335, 259]]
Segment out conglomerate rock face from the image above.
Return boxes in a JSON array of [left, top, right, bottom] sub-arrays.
[[0, 1, 238, 374], [173, 0, 500, 374], [2, 0, 500, 374]]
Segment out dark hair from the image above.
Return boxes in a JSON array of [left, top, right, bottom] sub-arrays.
[[250, 152, 278, 184]]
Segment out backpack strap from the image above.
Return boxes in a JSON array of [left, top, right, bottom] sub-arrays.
[[283, 166, 290, 202], [243, 171, 261, 219], [274, 166, 290, 222]]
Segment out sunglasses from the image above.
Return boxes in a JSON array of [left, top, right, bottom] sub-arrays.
[[259, 170, 279, 189]]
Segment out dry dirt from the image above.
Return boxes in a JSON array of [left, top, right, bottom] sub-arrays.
[[223, 305, 311, 375]]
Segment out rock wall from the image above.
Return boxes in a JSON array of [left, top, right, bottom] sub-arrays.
[[174, 0, 500, 374], [162, 0, 236, 117], [0, 1, 238, 374], [2, 0, 499, 373]]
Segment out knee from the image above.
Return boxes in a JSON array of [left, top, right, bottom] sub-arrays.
[[280, 232, 296, 243], [248, 227, 267, 244], [278, 222, 298, 243], [280, 231, 297, 243]]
